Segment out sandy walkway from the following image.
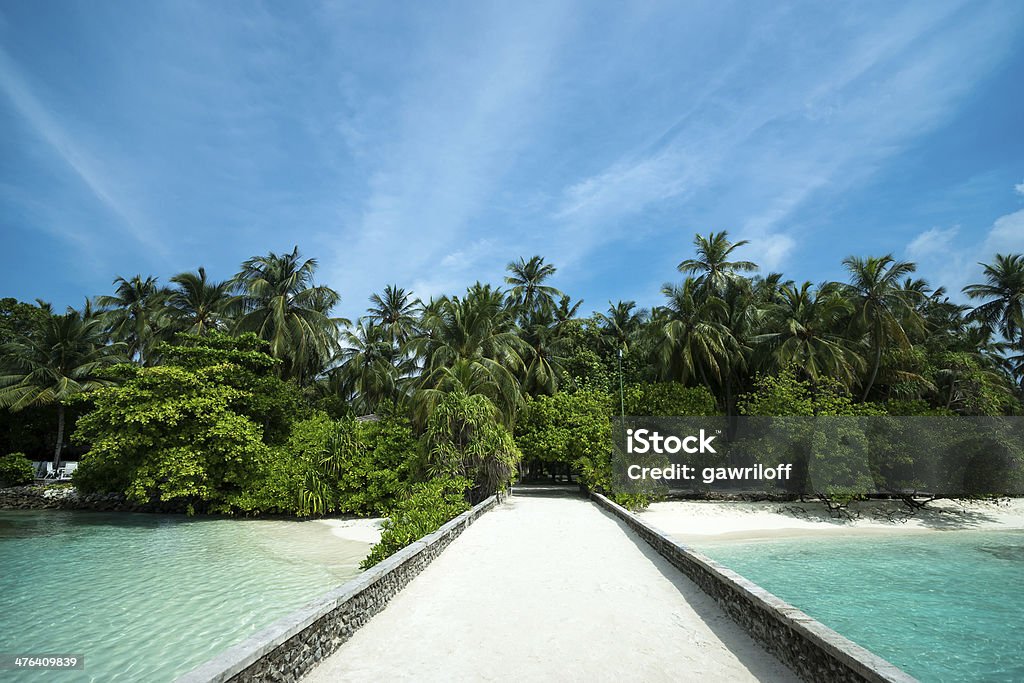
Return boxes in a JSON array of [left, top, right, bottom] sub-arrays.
[[304, 495, 798, 682]]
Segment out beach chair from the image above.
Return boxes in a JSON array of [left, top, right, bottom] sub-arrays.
[[42, 463, 59, 480], [32, 461, 47, 478], [61, 462, 78, 479]]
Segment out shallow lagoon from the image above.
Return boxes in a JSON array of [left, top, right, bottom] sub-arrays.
[[695, 529, 1024, 682], [0, 510, 372, 682]]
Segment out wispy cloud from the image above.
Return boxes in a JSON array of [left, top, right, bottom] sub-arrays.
[[548, 1, 1021, 280], [321, 2, 578, 315], [0, 46, 165, 255]]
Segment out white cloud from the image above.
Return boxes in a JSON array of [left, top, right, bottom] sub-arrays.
[[1014, 180, 1024, 196], [982, 209, 1024, 257], [906, 208, 1024, 299], [907, 226, 960, 259]]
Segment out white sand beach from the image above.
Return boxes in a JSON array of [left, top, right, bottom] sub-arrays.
[[305, 495, 799, 682], [315, 517, 384, 544], [639, 497, 1024, 543]]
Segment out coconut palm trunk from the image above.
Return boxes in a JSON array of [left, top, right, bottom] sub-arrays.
[[53, 404, 65, 469]]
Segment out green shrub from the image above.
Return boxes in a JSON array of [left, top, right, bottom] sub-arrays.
[[72, 334, 299, 512], [360, 477, 471, 568], [0, 453, 34, 487], [516, 389, 613, 490], [624, 382, 717, 416]]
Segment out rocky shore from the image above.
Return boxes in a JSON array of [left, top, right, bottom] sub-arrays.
[[0, 485, 185, 513]]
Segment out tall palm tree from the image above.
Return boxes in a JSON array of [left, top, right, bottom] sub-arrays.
[[333, 321, 412, 414], [595, 300, 648, 353], [232, 247, 346, 384], [841, 255, 923, 401], [754, 282, 863, 386], [654, 278, 734, 386], [167, 267, 238, 335], [95, 275, 169, 366], [964, 253, 1024, 346], [678, 231, 758, 297], [505, 256, 562, 321], [365, 285, 420, 346], [0, 310, 126, 466], [410, 284, 527, 424]]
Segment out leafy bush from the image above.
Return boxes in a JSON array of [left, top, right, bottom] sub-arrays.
[[624, 382, 717, 416], [0, 453, 34, 487], [360, 477, 471, 568], [516, 389, 613, 490], [73, 334, 301, 512], [426, 391, 521, 502]]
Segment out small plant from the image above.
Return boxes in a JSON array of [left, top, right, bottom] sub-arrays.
[[360, 477, 471, 569], [0, 453, 35, 488]]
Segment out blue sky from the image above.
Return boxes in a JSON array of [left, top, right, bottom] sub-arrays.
[[1, 0, 1023, 321]]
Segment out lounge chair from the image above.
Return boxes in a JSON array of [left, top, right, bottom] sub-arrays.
[[42, 463, 59, 480], [60, 462, 78, 479]]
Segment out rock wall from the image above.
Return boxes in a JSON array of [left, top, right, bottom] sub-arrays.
[[175, 495, 498, 683], [590, 492, 917, 683], [0, 485, 184, 512]]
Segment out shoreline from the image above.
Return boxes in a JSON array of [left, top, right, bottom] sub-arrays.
[[638, 497, 1024, 543]]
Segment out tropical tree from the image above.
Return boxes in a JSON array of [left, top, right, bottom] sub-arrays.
[[594, 301, 647, 354], [754, 282, 863, 387], [678, 231, 758, 297], [505, 255, 562, 322], [841, 255, 923, 401], [964, 253, 1024, 346], [366, 285, 420, 346], [333, 321, 410, 414], [96, 275, 169, 365], [232, 247, 346, 384], [167, 267, 238, 335], [654, 278, 733, 387], [410, 284, 527, 424], [0, 310, 126, 466]]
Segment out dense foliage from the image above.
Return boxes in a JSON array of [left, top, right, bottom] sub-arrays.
[[516, 390, 613, 490], [2, 235, 1022, 527], [0, 453, 34, 487], [360, 477, 471, 568]]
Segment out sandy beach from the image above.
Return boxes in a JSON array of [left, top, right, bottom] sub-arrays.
[[639, 497, 1024, 543], [315, 517, 385, 544]]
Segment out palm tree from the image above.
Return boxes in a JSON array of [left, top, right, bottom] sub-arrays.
[[0, 310, 126, 466], [333, 321, 411, 414], [654, 278, 734, 386], [678, 231, 758, 297], [505, 256, 562, 321], [95, 275, 169, 365], [754, 282, 863, 386], [167, 267, 238, 335], [365, 285, 420, 346], [964, 253, 1024, 346], [409, 284, 527, 424], [841, 255, 923, 400], [232, 247, 347, 384], [595, 301, 648, 353]]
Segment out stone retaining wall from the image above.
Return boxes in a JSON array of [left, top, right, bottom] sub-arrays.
[[590, 492, 917, 683], [175, 495, 498, 683], [0, 485, 183, 513]]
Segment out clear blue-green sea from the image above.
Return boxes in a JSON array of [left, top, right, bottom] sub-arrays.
[[694, 530, 1024, 682], [0, 510, 373, 682]]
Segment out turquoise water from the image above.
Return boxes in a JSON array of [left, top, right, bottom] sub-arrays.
[[694, 530, 1024, 682], [0, 510, 373, 682]]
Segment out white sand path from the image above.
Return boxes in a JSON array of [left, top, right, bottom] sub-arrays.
[[304, 495, 798, 683]]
